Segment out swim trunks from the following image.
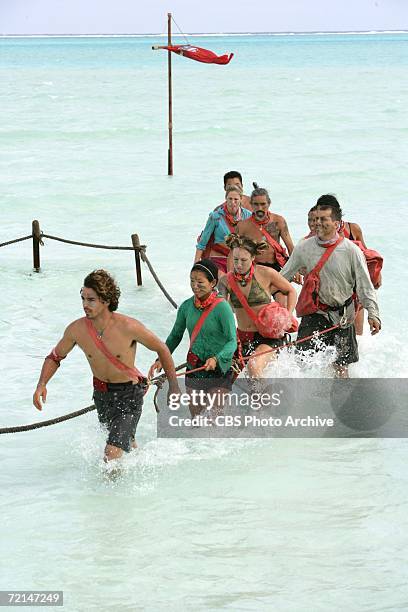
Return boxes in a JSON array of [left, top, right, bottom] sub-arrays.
[[237, 329, 288, 358], [93, 378, 145, 452], [297, 313, 359, 366]]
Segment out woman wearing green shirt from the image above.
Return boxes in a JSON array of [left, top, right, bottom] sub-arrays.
[[149, 259, 237, 412]]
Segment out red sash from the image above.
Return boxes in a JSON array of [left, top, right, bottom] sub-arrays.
[[85, 317, 146, 383], [250, 217, 289, 268], [296, 237, 344, 317]]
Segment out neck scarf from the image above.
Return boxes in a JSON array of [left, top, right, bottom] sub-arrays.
[[194, 290, 218, 310], [251, 211, 271, 227], [233, 263, 255, 287], [316, 232, 340, 248], [222, 202, 242, 227]]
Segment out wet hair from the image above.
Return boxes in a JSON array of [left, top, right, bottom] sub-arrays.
[[250, 186, 271, 205], [83, 269, 120, 312], [316, 194, 342, 221], [191, 258, 219, 283], [225, 233, 268, 257], [223, 170, 243, 187]]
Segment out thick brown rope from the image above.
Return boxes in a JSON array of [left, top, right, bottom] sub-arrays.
[[42, 233, 140, 251], [141, 251, 178, 309], [0, 405, 96, 435], [0, 235, 32, 248], [1, 362, 188, 434], [0, 315, 355, 434]]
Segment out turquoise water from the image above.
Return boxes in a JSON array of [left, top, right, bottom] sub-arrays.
[[1, 34, 408, 610]]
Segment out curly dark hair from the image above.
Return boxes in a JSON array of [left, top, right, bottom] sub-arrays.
[[225, 233, 268, 256], [83, 269, 121, 312]]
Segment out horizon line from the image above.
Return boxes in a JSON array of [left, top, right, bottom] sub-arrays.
[[1, 29, 408, 38]]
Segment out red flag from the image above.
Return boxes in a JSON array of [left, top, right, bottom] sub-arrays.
[[158, 45, 233, 65]]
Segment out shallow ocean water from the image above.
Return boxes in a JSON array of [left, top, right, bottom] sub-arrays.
[[1, 33, 408, 610]]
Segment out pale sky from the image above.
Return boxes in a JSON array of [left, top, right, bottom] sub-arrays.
[[2, 0, 408, 35]]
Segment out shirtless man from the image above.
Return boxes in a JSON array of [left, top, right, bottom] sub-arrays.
[[235, 187, 295, 272], [33, 269, 179, 462]]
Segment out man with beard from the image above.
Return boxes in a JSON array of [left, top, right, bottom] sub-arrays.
[[235, 186, 298, 274]]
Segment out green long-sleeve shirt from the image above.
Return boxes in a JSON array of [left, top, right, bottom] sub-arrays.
[[165, 297, 237, 373]]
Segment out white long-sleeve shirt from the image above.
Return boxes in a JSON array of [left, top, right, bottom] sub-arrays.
[[281, 237, 380, 323]]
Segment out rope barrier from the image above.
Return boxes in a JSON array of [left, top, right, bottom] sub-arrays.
[[0, 235, 32, 248], [0, 314, 357, 434], [2, 361, 189, 434], [0, 405, 95, 435], [0, 225, 178, 309], [141, 250, 178, 309], [41, 233, 138, 251]]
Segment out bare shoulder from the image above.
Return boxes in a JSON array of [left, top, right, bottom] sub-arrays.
[[113, 312, 144, 333], [271, 212, 285, 222], [350, 221, 363, 234], [271, 213, 287, 226], [66, 317, 85, 339], [255, 265, 275, 284]]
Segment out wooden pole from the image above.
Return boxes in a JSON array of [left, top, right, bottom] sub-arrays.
[[32, 219, 41, 272], [167, 12, 173, 176], [131, 234, 143, 286]]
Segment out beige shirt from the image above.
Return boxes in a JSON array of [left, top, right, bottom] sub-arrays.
[[281, 237, 380, 323]]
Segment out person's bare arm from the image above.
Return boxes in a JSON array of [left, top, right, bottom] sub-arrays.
[[130, 320, 179, 393], [350, 222, 367, 248], [279, 217, 295, 254], [33, 324, 77, 411], [265, 269, 297, 315], [194, 248, 204, 263], [217, 276, 230, 300]]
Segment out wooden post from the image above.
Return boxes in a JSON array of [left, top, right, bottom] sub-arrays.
[[167, 12, 173, 176], [131, 234, 143, 286], [32, 220, 41, 272]]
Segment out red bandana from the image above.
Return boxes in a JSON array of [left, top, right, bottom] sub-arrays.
[[194, 290, 219, 310], [251, 211, 271, 227], [222, 203, 242, 229], [233, 263, 254, 287]]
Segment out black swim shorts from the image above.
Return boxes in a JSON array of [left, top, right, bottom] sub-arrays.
[[297, 313, 359, 366], [93, 381, 144, 452], [239, 332, 288, 359]]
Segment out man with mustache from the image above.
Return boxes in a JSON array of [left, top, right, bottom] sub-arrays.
[[235, 186, 296, 272]]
